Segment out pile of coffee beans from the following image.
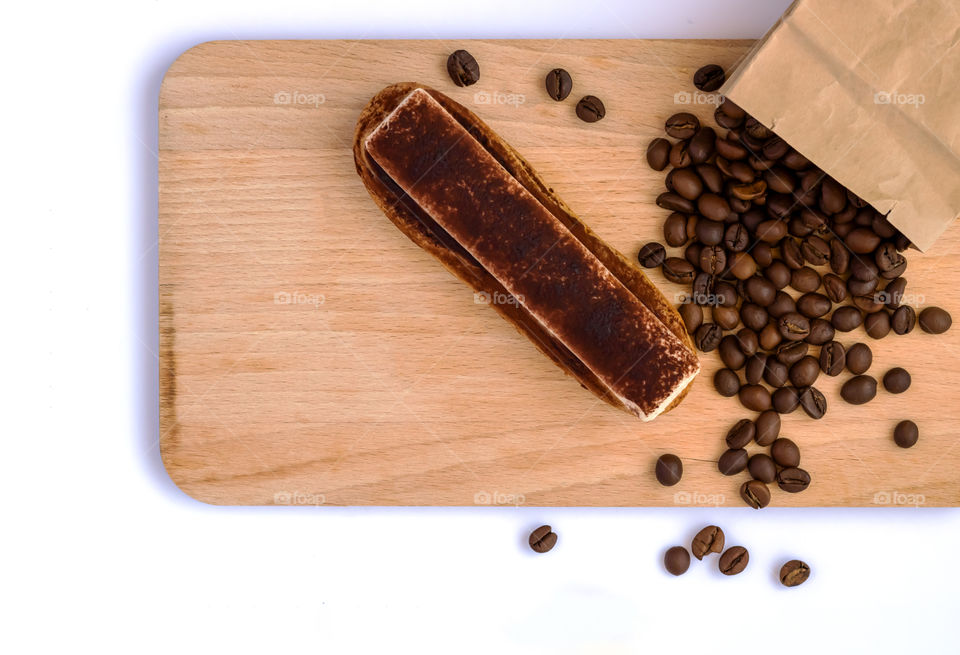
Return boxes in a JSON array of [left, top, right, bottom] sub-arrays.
[[641, 64, 953, 505]]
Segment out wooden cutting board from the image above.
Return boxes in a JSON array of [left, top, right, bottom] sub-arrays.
[[159, 39, 960, 506]]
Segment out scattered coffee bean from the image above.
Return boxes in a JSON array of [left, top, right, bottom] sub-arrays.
[[694, 64, 725, 91], [755, 410, 781, 446], [663, 257, 696, 284], [719, 546, 749, 575], [691, 525, 725, 560], [647, 138, 672, 171], [841, 375, 877, 405], [695, 323, 723, 352], [883, 367, 911, 394], [919, 307, 952, 334], [741, 479, 771, 509], [789, 356, 820, 388], [831, 306, 863, 332], [779, 560, 811, 587], [819, 341, 845, 376], [864, 310, 891, 339], [891, 305, 917, 335], [726, 419, 756, 449], [893, 420, 919, 448], [739, 384, 772, 412], [846, 343, 872, 374], [798, 386, 827, 419], [664, 546, 691, 575], [665, 112, 700, 139], [446, 50, 480, 86], [714, 368, 741, 397], [655, 454, 683, 486], [679, 302, 703, 334], [748, 453, 778, 483], [771, 438, 800, 467], [576, 95, 605, 123], [529, 525, 557, 553], [718, 448, 749, 475], [638, 241, 666, 268], [545, 68, 572, 101], [778, 312, 811, 341], [772, 386, 801, 414], [777, 467, 811, 493]]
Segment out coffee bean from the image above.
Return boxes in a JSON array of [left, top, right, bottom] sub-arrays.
[[744, 276, 776, 307], [740, 479, 771, 509], [829, 239, 850, 275], [736, 328, 759, 357], [894, 420, 919, 448], [691, 525, 725, 560], [846, 228, 881, 254], [780, 560, 811, 587], [864, 311, 891, 339], [688, 127, 717, 165], [748, 453, 778, 483], [768, 291, 797, 319], [819, 341, 846, 376], [781, 238, 805, 269], [638, 242, 666, 268], [772, 386, 801, 414], [757, 219, 789, 245], [738, 384, 771, 412], [759, 324, 784, 352], [850, 255, 879, 282], [763, 357, 788, 387], [775, 341, 808, 366], [883, 277, 907, 309], [801, 236, 830, 266], [846, 343, 872, 374], [718, 448, 749, 475], [745, 354, 767, 385], [840, 375, 877, 404], [831, 306, 863, 332], [647, 138, 672, 171], [855, 294, 885, 314], [713, 368, 741, 397], [764, 261, 792, 289], [790, 267, 821, 293], [545, 68, 572, 101], [713, 306, 740, 331], [777, 467, 811, 492], [657, 192, 695, 213], [823, 274, 848, 303], [715, 281, 739, 307], [891, 305, 917, 335], [700, 245, 727, 274], [771, 438, 800, 467], [719, 336, 747, 370], [719, 546, 749, 575], [883, 367, 911, 394], [847, 275, 878, 298], [446, 50, 480, 86], [693, 64, 725, 91], [805, 318, 835, 345], [778, 312, 811, 341], [664, 546, 691, 575], [799, 386, 827, 419], [919, 307, 952, 334], [695, 323, 723, 352], [698, 194, 732, 223], [875, 242, 905, 273], [671, 168, 704, 201], [655, 453, 683, 486], [740, 303, 769, 332], [797, 293, 832, 319], [755, 410, 781, 446], [663, 257, 695, 284], [665, 112, 699, 139], [529, 525, 557, 553], [575, 95, 605, 123], [789, 355, 820, 387], [679, 302, 703, 334], [726, 419, 756, 449]]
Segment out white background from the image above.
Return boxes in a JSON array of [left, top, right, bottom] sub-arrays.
[[3, 0, 958, 652]]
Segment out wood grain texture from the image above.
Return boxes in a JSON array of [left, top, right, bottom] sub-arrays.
[[159, 39, 960, 506]]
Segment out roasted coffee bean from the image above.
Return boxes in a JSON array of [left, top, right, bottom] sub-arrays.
[[646, 138, 672, 171], [782, 149, 811, 170], [695, 323, 723, 352], [716, 281, 739, 307], [751, 242, 774, 268], [894, 420, 919, 448], [768, 291, 797, 319], [714, 368, 741, 397], [663, 257, 696, 284], [819, 341, 846, 376], [655, 454, 683, 486], [685, 245, 703, 272], [545, 67, 573, 101], [736, 328, 759, 357], [691, 525, 725, 560], [700, 245, 727, 274], [771, 437, 800, 467], [663, 212, 687, 246], [875, 242, 905, 273], [829, 239, 850, 275], [777, 467, 811, 493], [841, 375, 877, 405], [756, 219, 789, 244], [696, 218, 726, 246], [728, 252, 758, 280], [778, 312, 810, 341], [719, 546, 749, 575], [713, 306, 740, 331], [883, 367, 911, 394], [800, 208, 828, 233], [748, 453, 778, 483], [805, 318, 835, 345], [790, 267, 821, 294], [919, 307, 952, 334], [850, 255, 879, 282], [739, 384, 772, 412], [781, 238, 804, 270], [882, 277, 907, 309], [801, 236, 830, 266], [693, 63, 725, 91], [730, 180, 767, 201], [671, 168, 704, 201], [848, 278, 879, 301], [726, 419, 756, 449], [446, 49, 480, 86], [743, 276, 774, 308], [697, 164, 723, 194], [576, 95, 605, 123], [797, 293, 832, 319], [776, 340, 809, 366], [763, 357, 789, 387], [745, 116, 773, 140], [716, 138, 748, 161], [823, 274, 848, 303], [691, 273, 713, 303], [679, 302, 703, 334], [799, 386, 827, 419], [664, 546, 691, 575], [766, 193, 794, 220], [638, 242, 666, 268], [741, 208, 766, 233], [718, 448, 749, 475], [719, 335, 747, 370], [698, 194, 732, 223], [657, 192, 695, 213], [745, 354, 767, 385], [831, 306, 863, 332], [529, 525, 557, 553], [763, 137, 790, 161], [772, 386, 800, 414], [755, 410, 781, 446], [741, 479, 771, 509], [665, 112, 699, 139], [688, 127, 717, 165], [846, 343, 872, 374], [789, 356, 820, 387], [891, 305, 917, 335], [819, 177, 847, 214], [845, 228, 881, 254], [765, 261, 792, 289], [864, 311, 891, 339], [724, 223, 750, 252], [780, 560, 811, 587], [759, 324, 784, 352], [740, 303, 769, 332]]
